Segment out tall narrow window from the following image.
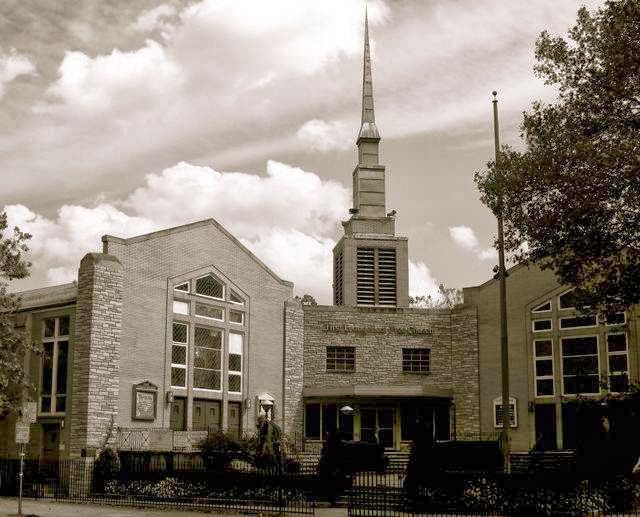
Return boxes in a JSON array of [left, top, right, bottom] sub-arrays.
[[193, 326, 222, 390], [377, 248, 397, 305], [534, 339, 554, 397], [562, 336, 600, 395], [40, 316, 70, 414], [228, 332, 243, 393], [171, 323, 188, 388], [356, 248, 375, 305], [607, 333, 629, 393]]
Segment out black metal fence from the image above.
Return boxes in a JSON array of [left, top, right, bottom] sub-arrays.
[[346, 467, 640, 516], [0, 457, 316, 514]]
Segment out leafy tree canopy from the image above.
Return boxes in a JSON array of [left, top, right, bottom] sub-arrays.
[[0, 212, 34, 416], [295, 293, 318, 306], [409, 284, 464, 309], [475, 0, 640, 312]]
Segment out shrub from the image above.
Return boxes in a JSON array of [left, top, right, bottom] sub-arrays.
[[199, 431, 247, 470], [93, 448, 121, 493]]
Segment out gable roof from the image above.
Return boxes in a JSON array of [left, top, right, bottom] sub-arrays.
[[102, 218, 293, 287]]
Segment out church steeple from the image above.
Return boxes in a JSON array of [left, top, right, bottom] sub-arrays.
[[357, 9, 380, 166]]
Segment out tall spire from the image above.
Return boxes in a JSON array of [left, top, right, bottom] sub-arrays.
[[357, 7, 380, 146]]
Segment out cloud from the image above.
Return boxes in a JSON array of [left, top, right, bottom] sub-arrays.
[[409, 261, 442, 302], [0, 50, 35, 98], [3, 160, 348, 303], [296, 119, 352, 151], [40, 39, 182, 115], [449, 225, 496, 262]]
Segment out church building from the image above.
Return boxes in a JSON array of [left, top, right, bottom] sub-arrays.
[[1, 14, 638, 462]]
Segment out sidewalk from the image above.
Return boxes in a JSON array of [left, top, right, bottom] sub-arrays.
[[0, 497, 261, 517]]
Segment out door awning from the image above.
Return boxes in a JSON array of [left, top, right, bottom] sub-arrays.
[[302, 384, 453, 399]]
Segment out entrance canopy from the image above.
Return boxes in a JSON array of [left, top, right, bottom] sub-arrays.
[[302, 384, 453, 399]]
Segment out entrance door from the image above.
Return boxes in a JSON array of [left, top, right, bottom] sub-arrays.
[[170, 397, 186, 431], [228, 402, 242, 439], [360, 408, 394, 448], [41, 423, 60, 464], [534, 404, 557, 450], [193, 399, 221, 431]]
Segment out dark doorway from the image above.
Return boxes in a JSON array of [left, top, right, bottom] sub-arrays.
[[193, 399, 221, 431], [562, 402, 579, 449], [534, 404, 557, 450], [228, 401, 242, 439], [170, 397, 186, 431], [41, 423, 60, 463]]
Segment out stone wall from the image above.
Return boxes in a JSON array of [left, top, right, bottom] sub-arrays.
[[283, 299, 304, 436], [302, 305, 480, 435], [70, 253, 123, 457]]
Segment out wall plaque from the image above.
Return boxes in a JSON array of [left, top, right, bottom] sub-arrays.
[[132, 381, 158, 421]]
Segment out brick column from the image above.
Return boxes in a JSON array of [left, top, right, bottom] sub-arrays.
[[69, 253, 123, 457], [283, 299, 304, 438], [451, 309, 481, 436]]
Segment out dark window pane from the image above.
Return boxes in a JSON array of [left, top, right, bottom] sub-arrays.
[[609, 354, 627, 373], [535, 340, 552, 357], [563, 356, 598, 376], [171, 345, 186, 365], [41, 396, 51, 413], [194, 347, 220, 369], [56, 395, 66, 412], [228, 374, 241, 392], [402, 348, 430, 373], [605, 312, 625, 325], [195, 304, 223, 320], [56, 341, 68, 397], [43, 318, 55, 338], [171, 368, 186, 387], [41, 343, 53, 397], [563, 375, 599, 394], [229, 291, 243, 304], [536, 359, 553, 377], [607, 334, 627, 352], [560, 315, 597, 329], [533, 319, 552, 331], [559, 291, 575, 309], [195, 326, 221, 349], [58, 316, 70, 336], [305, 404, 320, 439], [326, 346, 355, 371], [194, 369, 220, 390], [229, 354, 241, 372], [172, 323, 187, 343], [532, 301, 551, 312], [195, 275, 224, 299], [537, 379, 554, 396], [174, 282, 188, 292], [610, 374, 629, 393], [229, 310, 244, 324], [562, 337, 598, 356], [322, 404, 337, 437]]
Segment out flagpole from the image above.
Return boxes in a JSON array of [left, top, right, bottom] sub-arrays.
[[492, 91, 510, 473]]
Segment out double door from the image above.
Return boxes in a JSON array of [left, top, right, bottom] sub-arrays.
[[360, 408, 394, 448], [193, 399, 221, 431]]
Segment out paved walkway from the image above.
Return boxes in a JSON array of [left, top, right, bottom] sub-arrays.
[[0, 497, 264, 517]]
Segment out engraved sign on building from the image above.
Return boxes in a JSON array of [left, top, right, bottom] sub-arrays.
[[132, 381, 158, 421]]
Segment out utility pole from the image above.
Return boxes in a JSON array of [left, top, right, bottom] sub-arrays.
[[492, 91, 510, 473]]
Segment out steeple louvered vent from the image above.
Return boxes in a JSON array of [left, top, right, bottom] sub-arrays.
[[334, 249, 344, 305], [356, 247, 397, 306], [356, 248, 376, 305], [378, 248, 397, 306]]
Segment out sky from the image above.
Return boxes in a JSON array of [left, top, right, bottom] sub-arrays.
[[0, 0, 604, 304]]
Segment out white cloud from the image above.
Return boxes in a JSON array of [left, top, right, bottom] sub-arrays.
[[408, 261, 441, 302], [41, 40, 182, 114], [296, 119, 352, 151], [0, 50, 35, 98], [449, 225, 496, 262], [4, 160, 348, 302]]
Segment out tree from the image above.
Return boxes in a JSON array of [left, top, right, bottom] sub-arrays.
[[475, 0, 640, 312], [0, 212, 34, 416], [294, 293, 317, 306], [409, 284, 464, 309]]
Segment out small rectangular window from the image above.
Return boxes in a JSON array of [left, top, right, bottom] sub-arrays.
[[326, 346, 355, 372], [172, 300, 189, 315], [229, 310, 244, 324], [195, 304, 223, 321], [605, 312, 626, 325], [533, 319, 552, 332], [402, 348, 430, 373], [560, 315, 597, 329]]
